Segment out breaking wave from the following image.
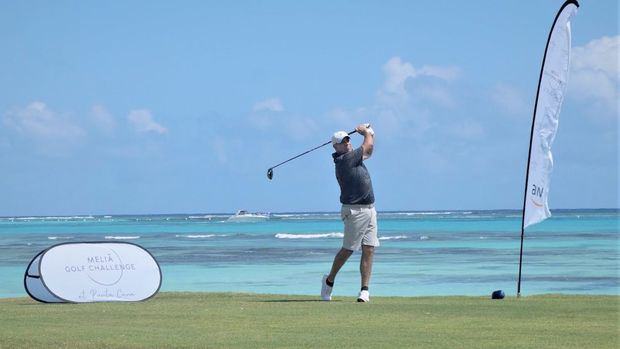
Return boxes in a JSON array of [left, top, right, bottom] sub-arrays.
[[275, 233, 344, 239]]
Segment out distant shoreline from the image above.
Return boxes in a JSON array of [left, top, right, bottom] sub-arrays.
[[1, 207, 618, 219]]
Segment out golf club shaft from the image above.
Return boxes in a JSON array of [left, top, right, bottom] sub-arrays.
[[269, 130, 356, 170]]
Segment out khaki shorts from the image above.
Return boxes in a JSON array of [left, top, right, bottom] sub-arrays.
[[341, 204, 379, 251]]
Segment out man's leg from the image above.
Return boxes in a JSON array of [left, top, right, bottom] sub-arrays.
[[360, 244, 375, 289], [322, 248, 353, 301], [327, 248, 353, 283]]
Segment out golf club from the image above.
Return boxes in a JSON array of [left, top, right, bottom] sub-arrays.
[[267, 130, 356, 180]]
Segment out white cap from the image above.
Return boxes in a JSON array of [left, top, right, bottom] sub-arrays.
[[331, 131, 350, 145]]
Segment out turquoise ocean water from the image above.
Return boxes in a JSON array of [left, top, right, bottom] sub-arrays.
[[0, 209, 617, 298]]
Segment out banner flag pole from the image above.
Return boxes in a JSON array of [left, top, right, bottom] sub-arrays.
[[518, 0, 579, 298]]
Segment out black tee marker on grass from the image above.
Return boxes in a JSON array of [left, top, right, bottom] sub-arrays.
[[266, 130, 356, 180]]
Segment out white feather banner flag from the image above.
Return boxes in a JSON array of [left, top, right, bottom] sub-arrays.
[[523, 1, 579, 229]]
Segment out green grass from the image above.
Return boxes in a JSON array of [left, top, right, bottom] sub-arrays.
[[0, 293, 618, 348]]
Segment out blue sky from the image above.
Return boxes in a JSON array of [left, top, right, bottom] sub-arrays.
[[0, 1, 617, 215]]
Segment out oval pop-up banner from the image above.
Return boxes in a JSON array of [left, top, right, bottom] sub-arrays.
[[24, 242, 162, 303]]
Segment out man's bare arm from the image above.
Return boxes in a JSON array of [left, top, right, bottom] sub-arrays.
[[356, 124, 374, 160]]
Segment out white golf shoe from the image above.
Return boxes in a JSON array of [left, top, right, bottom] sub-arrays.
[[321, 274, 332, 301], [357, 290, 370, 302]]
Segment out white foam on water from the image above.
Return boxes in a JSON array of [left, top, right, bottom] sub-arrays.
[[175, 234, 218, 239], [272, 214, 296, 218], [15, 215, 95, 221], [272, 213, 337, 219], [188, 215, 214, 220], [379, 235, 408, 241], [47, 236, 74, 240], [419, 235, 430, 240], [104, 236, 140, 240], [391, 211, 473, 216], [275, 233, 344, 239]]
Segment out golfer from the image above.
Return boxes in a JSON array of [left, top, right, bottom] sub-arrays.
[[321, 123, 378, 302]]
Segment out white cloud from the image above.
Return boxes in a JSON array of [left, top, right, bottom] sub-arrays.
[[249, 98, 286, 130], [253, 98, 284, 112], [248, 98, 320, 140], [490, 83, 529, 117], [380, 57, 417, 102], [418, 65, 461, 81], [90, 105, 116, 133], [2, 102, 86, 156], [572, 36, 618, 77], [378, 56, 461, 106], [128, 109, 167, 134], [569, 35, 619, 114], [323, 57, 463, 142], [3, 101, 85, 141]]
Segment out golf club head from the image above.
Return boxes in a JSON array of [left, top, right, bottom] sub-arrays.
[[267, 168, 273, 180]]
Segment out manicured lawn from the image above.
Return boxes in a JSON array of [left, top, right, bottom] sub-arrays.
[[0, 293, 617, 348]]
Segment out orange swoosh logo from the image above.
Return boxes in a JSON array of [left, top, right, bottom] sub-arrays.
[[531, 198, 544, 208]]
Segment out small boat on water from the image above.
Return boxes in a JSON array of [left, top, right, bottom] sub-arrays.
[[227, 210, 269, 222]]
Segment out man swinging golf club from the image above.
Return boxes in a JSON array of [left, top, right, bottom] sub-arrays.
[[322, 123, 378, 302]]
